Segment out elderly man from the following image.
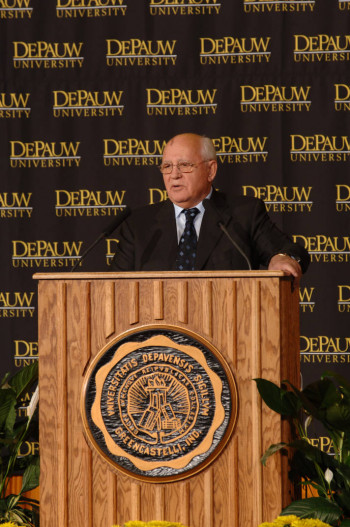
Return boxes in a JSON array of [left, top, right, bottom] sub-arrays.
[[112, 133, 309, 281]]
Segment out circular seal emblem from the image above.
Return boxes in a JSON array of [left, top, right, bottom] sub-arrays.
[[81, 326, 237, 482]]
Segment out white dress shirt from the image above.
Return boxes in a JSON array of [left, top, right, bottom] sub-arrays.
[[173, 189, 213, 242]]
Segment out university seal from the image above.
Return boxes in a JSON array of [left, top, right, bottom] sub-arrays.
[[81, 326, 237, 482]]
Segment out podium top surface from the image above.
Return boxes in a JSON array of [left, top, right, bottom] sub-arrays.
[[33, 270, 287, 281]]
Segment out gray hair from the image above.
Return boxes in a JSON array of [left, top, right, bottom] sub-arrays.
[[200, 135, 217, 161], [164, 133, 217, 161]]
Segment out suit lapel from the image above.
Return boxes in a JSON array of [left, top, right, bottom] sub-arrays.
[[153, 200, 179, 270], [152, 197, 227, 271], [196, 190, 252, 270], [195, 191, 230, 269], [149, 192, 250, 271]]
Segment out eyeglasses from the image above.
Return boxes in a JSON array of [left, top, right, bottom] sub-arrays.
[[158, 160, 209, 175]]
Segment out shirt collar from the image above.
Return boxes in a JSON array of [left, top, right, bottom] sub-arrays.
[[173, 187, 213, 218]]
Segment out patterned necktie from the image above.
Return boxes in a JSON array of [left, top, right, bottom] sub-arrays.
[[176, 207, 199, 270]]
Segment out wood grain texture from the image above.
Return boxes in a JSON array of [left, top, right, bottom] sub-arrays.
[[66, 281, 92, 527], [36, 272, 299, 527], [177, 280, 188, 323], [90, 281, 118, 527], [129, 281, 139, 325], [38, 281, 68, 527], [104, 280, 115, 338], [153, 280, 164, 320]]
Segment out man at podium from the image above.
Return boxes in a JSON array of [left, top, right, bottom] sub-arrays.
[[112, 133, 309, 282]]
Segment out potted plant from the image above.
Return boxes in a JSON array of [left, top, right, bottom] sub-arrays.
[[258, 515, 333, 527], [0, 362, 39, 526], [255, 370, 350, 527]]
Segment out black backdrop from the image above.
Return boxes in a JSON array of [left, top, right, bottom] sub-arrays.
[[1, 0, 350, 455]]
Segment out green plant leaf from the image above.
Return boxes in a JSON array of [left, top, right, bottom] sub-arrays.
[[284, 378, 340, 427], [288, 439, 350, 490], [261, 442, 287, 466], [322, 371, 350, 401], [339, 520, 350, 527], [332, 462, 350, 491], [1, 493, 37, 525], [283, 379, 317, 411], [20, 457, 39, 494], [299, 480, 327, 496], [17, 495, 39, 507], [304, 378, 341, 410], [7, 493, 20, 509], [0, 372, 11, 389], [334, 490, 350, 516], [325, 404, 350, 432], [254, 378, 299, 416], [257, 370, 350, 522], [9, 361, 38, 399], [289, 451, 326, 495], [288, 438, 334, 466], [281, 496, 342, 524], [0, 390, 16, 434]]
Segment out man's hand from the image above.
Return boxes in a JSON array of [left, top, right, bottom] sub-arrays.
[[268, 253, 302, 286]]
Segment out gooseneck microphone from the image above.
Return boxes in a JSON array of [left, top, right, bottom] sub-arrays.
[[203, 198, 252, 271], [71, 206, 131, 271], [217, 221, 252, 271]]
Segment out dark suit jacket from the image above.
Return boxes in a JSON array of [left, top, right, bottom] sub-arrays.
[[112, 190, 310, 273]]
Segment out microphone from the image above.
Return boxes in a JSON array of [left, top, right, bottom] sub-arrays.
[[218, 221, 252, 271], [203, 199, 252, 271], [71, 206, 131, 271]]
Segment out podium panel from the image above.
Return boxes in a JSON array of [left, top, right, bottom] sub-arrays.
[[35, 271, 300, 527]]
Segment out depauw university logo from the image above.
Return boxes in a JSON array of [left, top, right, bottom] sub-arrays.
[[0, 291, 35, 318], [55, 189, 127, 217], [300, 335, 350, 364], [0, 192, 33, 218], [10, 140, 81, 168], [294, 34, 350, 62], [13, 41, 84, 69], [12, 240, 83, 268], [338, 285, 350, 312], [53, 90, 124, 117], [105, 238, 118, 266], [56, 0, 127, 17], [334, 84, 350, 111], [242, 185, 313, 212], [103, 138, 166, 166], [293, 235, 350, 263], [299, 287, 315, 313], [240, 85, 311, 112], [0, 92, 31, 118], [106, 39, 177, 66], [243, 0, 315, 12], [200, 36, 271, 64], [13, 339, 38, 367], [335, 185, 350, 212], [0, 0, 33, 19], [149, 0, 221, 15], [290, 134, 350, 162], [149, 188, 168, 204], [146, 88, 217, 116], [212, 135, 268, 164]]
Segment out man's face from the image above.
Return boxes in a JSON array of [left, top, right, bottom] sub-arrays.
[[162, 135, 217, 208]]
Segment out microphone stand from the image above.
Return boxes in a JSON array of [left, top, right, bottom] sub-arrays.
[[70, 206, 131, 272]]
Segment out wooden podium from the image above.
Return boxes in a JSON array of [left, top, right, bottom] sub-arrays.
[[34, 271, 300, 527]]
